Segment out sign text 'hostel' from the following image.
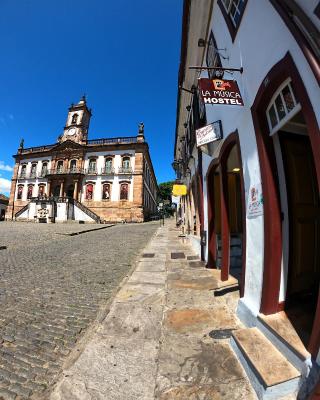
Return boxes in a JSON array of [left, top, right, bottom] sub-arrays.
[[198, 78, 244, 106]]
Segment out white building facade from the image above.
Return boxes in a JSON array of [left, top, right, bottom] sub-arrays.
[[174, 1, 320, 398], [7, 97, 157, 223]]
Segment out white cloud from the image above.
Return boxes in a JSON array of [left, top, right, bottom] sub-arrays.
[[0, 178, 11, 194], [0, 161, 13, 171]]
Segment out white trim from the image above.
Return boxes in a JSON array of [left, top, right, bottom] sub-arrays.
[[266, 78, 301, 135]]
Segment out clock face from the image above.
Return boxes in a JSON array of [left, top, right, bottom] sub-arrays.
[[67, 127, 77, 136]]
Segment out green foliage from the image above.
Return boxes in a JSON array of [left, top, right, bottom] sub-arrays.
[[158, 181, 174, 203], [157, 181, 175, 216]]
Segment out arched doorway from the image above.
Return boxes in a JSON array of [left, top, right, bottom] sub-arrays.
[[251, 52, 320, 355], [207, 133, 246, 295], [66, 184, 74, 198]]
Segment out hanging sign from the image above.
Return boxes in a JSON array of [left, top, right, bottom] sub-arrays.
[[198, 78, 244, 106], [196, 120, 222, 147], [247, 183, 264, 218], [172, 184, 187, 196]]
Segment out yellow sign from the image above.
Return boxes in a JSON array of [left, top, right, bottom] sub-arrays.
[[172, 184, 187, 196]]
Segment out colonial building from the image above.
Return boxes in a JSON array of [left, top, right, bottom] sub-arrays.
[[0, 194, 8, 220], [6, 96, 157, 223], [174, 1, 320, 398]]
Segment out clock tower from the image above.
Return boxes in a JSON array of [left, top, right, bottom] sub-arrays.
[[59, 95, 92, 144]]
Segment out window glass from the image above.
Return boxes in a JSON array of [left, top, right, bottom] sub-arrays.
[[27, 186, 33, 199], [31, 164, 37, 177], [102, 184, 110, 200], [70, 160, 77, 171], [268, 105, 278, 129], [282, 85, 295, 113], [120, 183, 128, 200], [105, 158, 112, 170], [275, 94, 286, 121], [17, 186, 23, 200], [57, 161, 64, 172], [21, 165, 26, 177], [222, 0, 232, 11], [86, 184, 93, 200], [122, 157, 130, 169], [89, 159, 96, 172], [41, 163, 47, 176]]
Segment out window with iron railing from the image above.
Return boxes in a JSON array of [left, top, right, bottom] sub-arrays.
[[19, 165, 27, 178], [88, 159, 97, 174], [30, 164, 37, 178], [57, 161, 64, 174]]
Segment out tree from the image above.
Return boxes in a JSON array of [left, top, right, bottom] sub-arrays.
[[157, 181, 175, 216], [158, 181, 174, 203]]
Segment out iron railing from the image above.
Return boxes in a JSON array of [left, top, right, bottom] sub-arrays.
[[101, 167, 115, 175], [87, 137, 137, 145], [118, 167, 133, 174], [46, 168, 85, 176]]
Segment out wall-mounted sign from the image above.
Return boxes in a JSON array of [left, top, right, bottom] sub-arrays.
[[247, 183, 263, 218], [196, 120, 222, 147], [198, 78, 244, 106], [172, 184, 187, 196]]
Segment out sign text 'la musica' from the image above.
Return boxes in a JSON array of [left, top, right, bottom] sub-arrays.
[[198, 78, 244, 106]]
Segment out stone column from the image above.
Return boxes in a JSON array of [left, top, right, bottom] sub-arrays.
[[60, 181, 64, 198], [73, 180, 78, 200], [5, 160, 20, 220], [47, 181, 51, 197]]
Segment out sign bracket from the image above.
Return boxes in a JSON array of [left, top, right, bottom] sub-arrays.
[[189, 66, 243, 74]]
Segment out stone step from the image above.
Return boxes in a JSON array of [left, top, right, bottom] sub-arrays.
[[256, 311, 312, 376], [231, 327, 301, 400]]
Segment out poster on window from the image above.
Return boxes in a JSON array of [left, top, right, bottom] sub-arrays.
[[198, 78, 244, 106], [247, 183, 264, 218], [196, 120, 222, 147]]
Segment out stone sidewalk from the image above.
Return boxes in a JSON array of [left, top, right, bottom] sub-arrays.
[[50, 220, 257, 400]]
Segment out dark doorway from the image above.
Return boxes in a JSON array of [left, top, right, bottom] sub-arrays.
[[53, 185, 60, 197], [67, 185, 74, 198], [0, 210, 5, 221], [280, 132, 320, 346]]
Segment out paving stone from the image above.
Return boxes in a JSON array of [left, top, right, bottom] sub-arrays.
[[0, 222, 157, 398]]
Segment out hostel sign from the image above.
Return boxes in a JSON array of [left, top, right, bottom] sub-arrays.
[[198, 78, 244, 106]]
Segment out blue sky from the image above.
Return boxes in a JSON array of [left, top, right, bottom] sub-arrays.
[[0, 0, 182, 194]]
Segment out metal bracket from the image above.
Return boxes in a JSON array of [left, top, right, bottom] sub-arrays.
[[189, 66, 243, 74]]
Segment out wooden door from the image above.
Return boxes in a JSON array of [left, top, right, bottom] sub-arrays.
[[280, 132, 320, 296]]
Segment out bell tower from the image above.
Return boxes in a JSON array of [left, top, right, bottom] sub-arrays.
[[59, 95, 92, 144]]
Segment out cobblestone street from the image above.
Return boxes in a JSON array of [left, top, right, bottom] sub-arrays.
[[0, 221, 158, 399]]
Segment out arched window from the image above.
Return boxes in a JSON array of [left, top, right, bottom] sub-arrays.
[[120, 183, 129, 200], [88, 159, 97, 174], [122, 157, 130, 169], [57, 160, 64, 173], [105, 157, 113, 172], [41, 162, 48, 177], [27, 185, 33, 199], [70, 159, 77, 172], [30, 163, 37, 178], [20, 165, 27, 178], [102, 183, 111, 200], [17, 185, 23, 200], [266, 80, 299, 135], [72, 113, 78, 124], [86, 183, 94, 200], [38, 185, 45, 199]]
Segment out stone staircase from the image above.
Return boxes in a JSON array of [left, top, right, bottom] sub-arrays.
[[231, 311, 312, 399]]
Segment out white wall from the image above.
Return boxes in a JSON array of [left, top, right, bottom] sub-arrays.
[[199, 0, 320, 314]]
